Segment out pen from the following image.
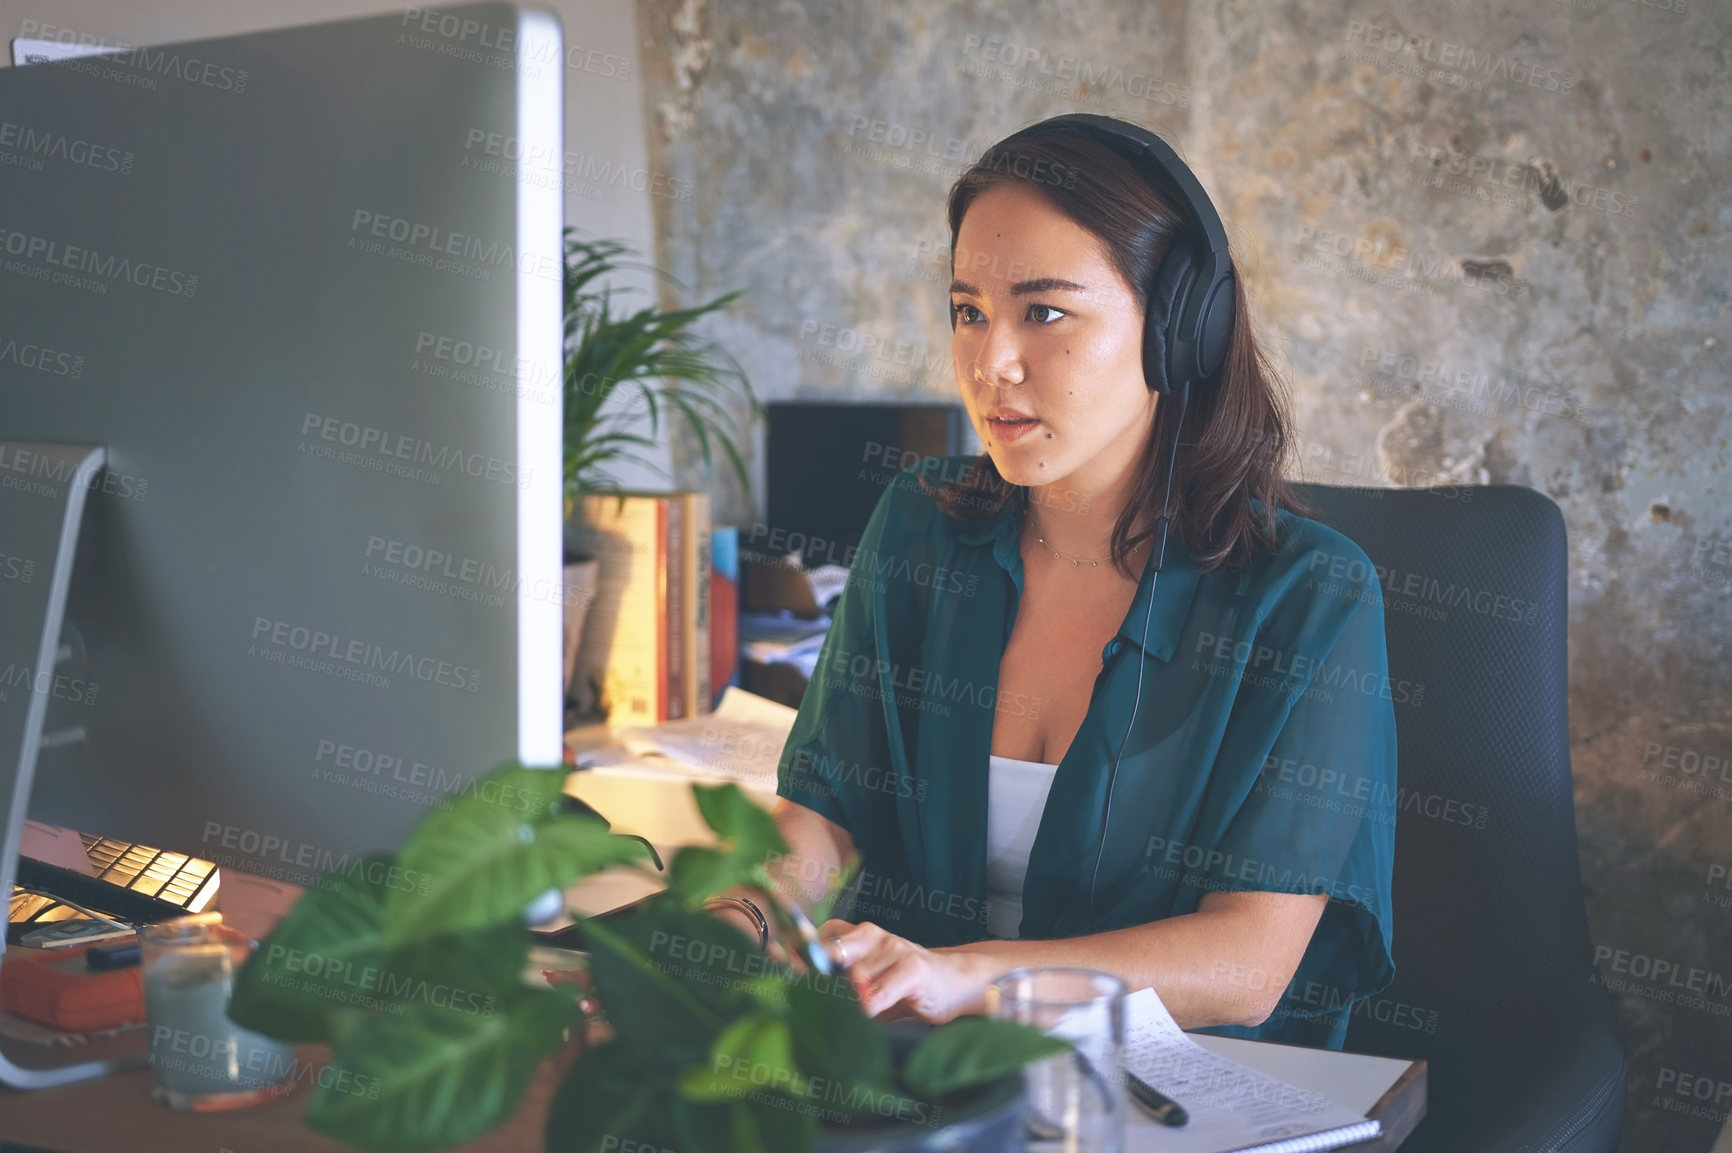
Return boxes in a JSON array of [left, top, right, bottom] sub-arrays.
[[1026, 1049, 1190, 1140], [1126, 1070, 1189, 1127]]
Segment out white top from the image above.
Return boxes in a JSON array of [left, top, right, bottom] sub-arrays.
[[985, 752, 1061, 939]]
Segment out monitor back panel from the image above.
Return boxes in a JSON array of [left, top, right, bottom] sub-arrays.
[[0, 4, 563, 876]]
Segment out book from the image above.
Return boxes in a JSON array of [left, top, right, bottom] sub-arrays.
[[576, 492, 669, 727], [574, 490, 716, 726], [667, 495, 686, 721], [710, 526, 740, 705], [1120, 987, 1383, 1152], [685, 491, 712, 717], [665, 492, 712, 719]]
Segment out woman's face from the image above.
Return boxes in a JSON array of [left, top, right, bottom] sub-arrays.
[[950, 181, 1156, 496]]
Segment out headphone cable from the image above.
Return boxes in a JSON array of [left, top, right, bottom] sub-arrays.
[[1086, 382, 1189, 925]]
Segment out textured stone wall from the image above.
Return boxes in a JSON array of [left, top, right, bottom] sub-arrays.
[[635, 1, 1728, 1149]]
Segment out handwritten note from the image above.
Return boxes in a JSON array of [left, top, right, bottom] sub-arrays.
[[1121, 988, 1381, 1153]]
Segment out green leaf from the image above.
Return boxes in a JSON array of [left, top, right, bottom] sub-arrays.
[[692, 783, 786, 864], [729, 1096, 816, 1153], [546, 1041, 675, 1153], [560, 229, 760, 510], [679, 1013, 798, 1103], [386, 763, 651, 947], [370, 927, 537, 1018], [785, 961, 891, 1094], [714, 1012, 795, 1074], [577, 899, 756, 1067], [675, 1065, 749, 1103], [231, 853, 545, 1047], [728, 1103, 769, 1153], [664, 845, 736, 903], [229, 854, 394, 1042], [901, 1015, 1072, 1100], [738, 973, 791, 1014], [305, 982, 570, 1153], [662, 785, 791, 904], [671, 1101, 742, 1153]]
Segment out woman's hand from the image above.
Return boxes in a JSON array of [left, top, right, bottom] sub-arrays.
[[818, 919, 995, 1024]]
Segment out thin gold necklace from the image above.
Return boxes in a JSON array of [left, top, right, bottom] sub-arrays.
[[1025, 508, 1146, 568]]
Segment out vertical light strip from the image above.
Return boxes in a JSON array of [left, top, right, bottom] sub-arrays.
[[516, 8, 565, 765]]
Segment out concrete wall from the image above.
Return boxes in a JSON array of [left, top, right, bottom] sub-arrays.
[[635, 2, 1729, 1150]]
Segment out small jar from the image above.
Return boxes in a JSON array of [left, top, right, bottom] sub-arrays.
[[140, 912, 296, 1110]]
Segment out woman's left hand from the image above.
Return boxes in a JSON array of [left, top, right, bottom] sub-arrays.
[[817, 919, 992, 1023]]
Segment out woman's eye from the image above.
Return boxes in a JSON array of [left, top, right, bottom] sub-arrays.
[[1027, 304, 1066, 324], [950, 301, 982, 325]]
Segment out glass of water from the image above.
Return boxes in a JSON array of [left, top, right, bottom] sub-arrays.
[[140, 912, 296, 1110], [985, 966, 1127, 1153]]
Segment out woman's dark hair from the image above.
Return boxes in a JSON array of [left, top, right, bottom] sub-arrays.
[[920, 126, 1311, 576]]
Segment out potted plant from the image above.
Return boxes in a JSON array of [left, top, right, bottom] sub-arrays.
[[559, 232, 765, 718], [228, 764, 1063, 1153]]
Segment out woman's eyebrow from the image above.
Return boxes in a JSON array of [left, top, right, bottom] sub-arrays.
[[948, 276, 1091, 296]]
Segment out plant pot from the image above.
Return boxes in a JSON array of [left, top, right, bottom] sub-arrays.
[[815, 1022, 1027, 1153]]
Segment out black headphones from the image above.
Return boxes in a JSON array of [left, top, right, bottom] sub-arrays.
[[989, 113, 1237, 399], [975, 114, 1238, 926]]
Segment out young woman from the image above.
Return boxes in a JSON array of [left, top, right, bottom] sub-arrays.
[[721, 116, 1397, 1049]]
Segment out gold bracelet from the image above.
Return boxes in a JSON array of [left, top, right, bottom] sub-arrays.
[[702, 895, 770, 950]]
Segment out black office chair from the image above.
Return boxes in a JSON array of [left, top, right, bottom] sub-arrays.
[[1295, 484, 1627, 1153]]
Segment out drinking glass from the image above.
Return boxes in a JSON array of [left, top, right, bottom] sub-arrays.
[[985, 966, 1127, 1153], [140, 912, 296, 1110]]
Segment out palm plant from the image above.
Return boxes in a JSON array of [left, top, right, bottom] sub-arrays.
[[562, 231, 764, 518]]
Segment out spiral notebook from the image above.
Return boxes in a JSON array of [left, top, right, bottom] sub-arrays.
[[1123, 988, 1383, 1152]]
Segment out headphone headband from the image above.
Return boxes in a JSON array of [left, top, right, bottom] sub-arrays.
[[989, 114, 1236, 397], [1004, 113, 1230, 260]]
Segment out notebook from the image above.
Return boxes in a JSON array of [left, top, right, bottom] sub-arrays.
[[1122, 988, 1383, 1153]]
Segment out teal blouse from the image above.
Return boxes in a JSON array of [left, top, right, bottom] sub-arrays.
[[775, 456, 1399, 1047]]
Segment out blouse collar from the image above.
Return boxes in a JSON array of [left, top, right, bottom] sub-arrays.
[[953, 487, 1203, 662]]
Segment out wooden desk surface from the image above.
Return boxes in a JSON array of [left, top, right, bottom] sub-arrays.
[[1, 1036, 1426, 1153], [0, 838, 635, 1153], [0, 1036, 579, 1153]]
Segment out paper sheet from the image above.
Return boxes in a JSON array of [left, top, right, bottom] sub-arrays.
[[1121, 988, 1380, 1152], [19, 821, 95, 875], [739, 610, 831, 679], [11, 38, 120, 66], [611, 686, 798, 788]]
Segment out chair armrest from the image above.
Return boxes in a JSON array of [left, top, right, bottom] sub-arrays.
[[1402, 976, 1626, 1153]]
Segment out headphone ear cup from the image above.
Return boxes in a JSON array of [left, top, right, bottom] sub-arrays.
[[1141, 247, 1196, 396]]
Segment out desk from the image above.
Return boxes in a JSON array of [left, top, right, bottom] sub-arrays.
[[0, 1031, 1423, 1153], [0, 1036, 575, 1153], [1, 753, 1424, 1152]]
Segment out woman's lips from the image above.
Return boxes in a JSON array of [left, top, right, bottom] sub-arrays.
[[987, 416, 1039, 442]]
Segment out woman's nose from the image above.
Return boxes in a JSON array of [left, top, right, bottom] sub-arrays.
[[963, 320, 1025, 387]]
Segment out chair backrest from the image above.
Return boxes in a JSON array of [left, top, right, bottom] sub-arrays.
[[1293, 484, 1595, 1058]]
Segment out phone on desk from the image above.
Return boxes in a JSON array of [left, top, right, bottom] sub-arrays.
[[18, 918, 138, 949]]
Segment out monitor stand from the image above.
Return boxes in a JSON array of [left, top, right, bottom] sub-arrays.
[[0, 442, 147, 1087]]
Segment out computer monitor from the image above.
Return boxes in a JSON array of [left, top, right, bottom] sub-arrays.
[[0, 2, 565, 1083], [761, 401, 971, 572]]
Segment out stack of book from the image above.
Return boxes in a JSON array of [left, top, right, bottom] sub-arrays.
[[572, 490, 729, 727]]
